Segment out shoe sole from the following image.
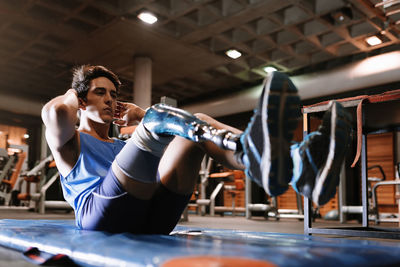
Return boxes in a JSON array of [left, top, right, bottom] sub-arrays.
[[265, 73, 301, 195], [312, 101, 352, 205], [242, 72, 300, 196]]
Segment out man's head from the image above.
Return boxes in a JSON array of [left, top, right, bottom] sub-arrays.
[[71, 65, 121, 100]]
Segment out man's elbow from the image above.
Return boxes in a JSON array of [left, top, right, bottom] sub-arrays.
[[42, 103, 70, 126]]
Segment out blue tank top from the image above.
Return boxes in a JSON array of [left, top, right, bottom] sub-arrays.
[[60, 132, 126, 227]]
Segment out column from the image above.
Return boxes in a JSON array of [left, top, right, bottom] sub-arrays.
[[133, 56, 152, 109]]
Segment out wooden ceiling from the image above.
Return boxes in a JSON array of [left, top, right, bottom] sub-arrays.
[[0, 0, 399, 107]]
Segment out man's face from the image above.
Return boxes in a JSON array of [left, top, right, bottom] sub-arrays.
[[81, 77, 118, 124]]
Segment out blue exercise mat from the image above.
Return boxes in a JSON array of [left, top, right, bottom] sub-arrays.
[[0, 219, 400, 266]]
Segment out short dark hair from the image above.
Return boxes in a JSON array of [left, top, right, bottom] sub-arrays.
[[71, 65, 121, 99]]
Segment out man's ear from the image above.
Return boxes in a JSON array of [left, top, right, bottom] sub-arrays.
[[78, 97, 87, 110]]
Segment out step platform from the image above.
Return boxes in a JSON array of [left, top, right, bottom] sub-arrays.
[[0, 219, 400, 266]]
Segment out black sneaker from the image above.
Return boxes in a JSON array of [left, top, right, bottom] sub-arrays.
[[240, 72, 301, 196], [291, 101, 352, 206]]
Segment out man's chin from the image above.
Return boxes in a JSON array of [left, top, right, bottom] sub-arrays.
[[100, 116, 113, 124]]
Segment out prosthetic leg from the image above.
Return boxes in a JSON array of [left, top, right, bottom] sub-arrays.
[[142, 72, 351, 208], [143, 104, 240, 151]]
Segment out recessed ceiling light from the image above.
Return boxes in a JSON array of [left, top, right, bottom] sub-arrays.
[[137, 12, 158, 24], [263, 66, 278, 73], [225, 49, 241, 59], [366, 35, 382, 46]]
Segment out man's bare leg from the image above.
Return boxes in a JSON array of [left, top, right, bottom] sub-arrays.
[[159, 113, 244, 195]]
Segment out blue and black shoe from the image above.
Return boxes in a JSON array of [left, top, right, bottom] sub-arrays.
[[291, 101, 352, 206], [240, 72, 301, 196]]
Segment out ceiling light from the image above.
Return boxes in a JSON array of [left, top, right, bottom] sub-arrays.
[[137, 12, 158, 24], [366, 36, 382, 46], [23, 134, 29, 139], [225, 49, 241, 59], [330, 7, 353, 24], [263, 66, 278, 73]]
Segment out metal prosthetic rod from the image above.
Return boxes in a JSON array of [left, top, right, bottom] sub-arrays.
[[193, 124, 239, 151], [143, 104, 240, 151]]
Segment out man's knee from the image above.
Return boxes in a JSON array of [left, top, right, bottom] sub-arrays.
[[194, 112, 213, 124], [166, 135, 205, 153]]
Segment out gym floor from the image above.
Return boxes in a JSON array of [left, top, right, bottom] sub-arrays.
[[1, 208, 399, 267]]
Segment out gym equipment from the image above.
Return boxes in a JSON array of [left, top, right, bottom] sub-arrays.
[[0, 150, 16, 187], [0, 148, 9, 168], [1, 219, 400, 266], [339, 165, 385, 222], [12, 155, 54, 206], [245, 175, 279, 220], [371, 162, 400, 224], [208, 170, 246, 216], [0, 152, 26, 205], [7, 155, 72, 213], [303, 89, 400, 239], [196, 157, 246, 216], [36, 172, 71, 214], [223, 170, 246, 216], [339, 163, 400, 224], [32, 159, 71, 214], [195, 156, 213, 215], [246, 177, 305, 221]]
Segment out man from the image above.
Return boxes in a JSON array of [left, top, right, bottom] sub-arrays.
[[41, 65, 351, 234]]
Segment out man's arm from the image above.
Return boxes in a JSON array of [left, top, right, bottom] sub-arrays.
[[41, 89, 79, 150]]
